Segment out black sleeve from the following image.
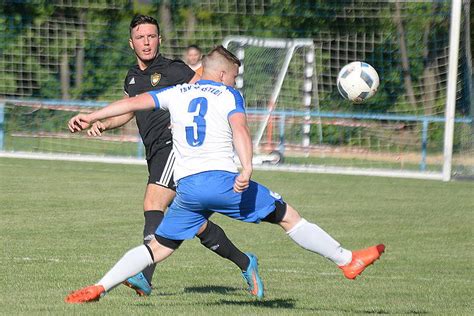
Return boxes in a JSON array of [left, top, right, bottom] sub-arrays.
[[168, 60, 196, 84], [123, 69, 132, 95], [123, 77, 129, 96]]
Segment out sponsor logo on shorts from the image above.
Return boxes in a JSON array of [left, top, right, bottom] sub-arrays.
[[269, 191, 282, 200]]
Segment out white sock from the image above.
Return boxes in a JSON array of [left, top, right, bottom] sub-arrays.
[[97, 245, 154, 291], [287, 218, 352, 266]]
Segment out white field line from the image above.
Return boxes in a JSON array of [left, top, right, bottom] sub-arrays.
[[0, 151, 444, 181], [4, 256, 471, 283]]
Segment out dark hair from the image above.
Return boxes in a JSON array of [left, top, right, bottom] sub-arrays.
[[207, 45, 241, 67], [187, 44, 202, 53], [129, 15, 160, 37]]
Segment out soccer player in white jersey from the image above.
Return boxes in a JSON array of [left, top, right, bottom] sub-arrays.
[[65, 46, 385, 304]]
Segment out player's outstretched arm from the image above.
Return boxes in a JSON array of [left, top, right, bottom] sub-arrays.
[[229, 113, 253, 192], [87, 113, 135, 136], [87, 95, 135, 136], [68, 93, 155, 133]]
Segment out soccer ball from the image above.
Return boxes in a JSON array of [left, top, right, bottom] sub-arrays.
[[337, 61, 379, 103]]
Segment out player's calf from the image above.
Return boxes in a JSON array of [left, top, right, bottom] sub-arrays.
[[265, 202, 385, 277], [197, 221, 250, 271], [122, 210, 164, 296], [141, 210, 165, 284]]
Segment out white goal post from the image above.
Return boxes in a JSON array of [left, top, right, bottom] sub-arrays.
[[222, 36, 317, 155], [442, 0, 462, 181]]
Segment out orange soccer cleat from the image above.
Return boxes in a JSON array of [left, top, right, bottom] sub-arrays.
[[64, 285, 106, 304], [340, 244, 385, 280]]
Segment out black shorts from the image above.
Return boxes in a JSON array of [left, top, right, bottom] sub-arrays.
[[146, 144, 176, 190]]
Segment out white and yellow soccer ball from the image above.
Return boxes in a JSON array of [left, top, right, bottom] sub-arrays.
[[337, 61, 379, 103]]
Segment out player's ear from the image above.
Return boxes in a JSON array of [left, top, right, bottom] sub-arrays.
[[129, 38, 134, 50], [158, 35, 162, 45], [219, 71, 225, 83]]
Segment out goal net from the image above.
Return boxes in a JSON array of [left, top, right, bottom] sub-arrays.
[[0, 0, 472, 180], [1, 99, 142, 160], [221, 2, 472, 180]]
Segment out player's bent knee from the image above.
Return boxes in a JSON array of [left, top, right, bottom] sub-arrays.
[[143, 200, 169, 212], [262, 201, 287, 224], [280, 204, 302, 225], [155, 234, 183, 250], [143, 184, 176, 211]]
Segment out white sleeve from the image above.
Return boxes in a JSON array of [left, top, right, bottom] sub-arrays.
[[147, 86, 176, 111]]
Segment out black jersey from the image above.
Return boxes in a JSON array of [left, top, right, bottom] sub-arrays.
[[124, 54, 195, 159]]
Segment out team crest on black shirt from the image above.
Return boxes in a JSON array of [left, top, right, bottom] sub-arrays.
[[151, 73, 161, 86]]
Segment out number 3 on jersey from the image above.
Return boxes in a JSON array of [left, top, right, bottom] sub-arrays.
[[186, 97, 208, 147]]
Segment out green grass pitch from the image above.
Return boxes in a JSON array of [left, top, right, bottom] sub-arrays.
[[1, 157, 472, 315]]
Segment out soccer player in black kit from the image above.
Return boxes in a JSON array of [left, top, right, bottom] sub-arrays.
[[87, 15, 258, 298]]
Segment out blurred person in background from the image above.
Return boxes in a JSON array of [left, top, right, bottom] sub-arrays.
[[184, 44, 203, 76]]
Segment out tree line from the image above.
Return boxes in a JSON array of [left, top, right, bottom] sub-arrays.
[[0, 0, 471, 117]]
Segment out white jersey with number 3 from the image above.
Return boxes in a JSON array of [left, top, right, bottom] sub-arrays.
[[148, 79, 246, 181]]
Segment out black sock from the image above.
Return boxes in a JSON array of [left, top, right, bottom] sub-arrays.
[[141, 210, 164, 284], [197, 221, 250, 271]]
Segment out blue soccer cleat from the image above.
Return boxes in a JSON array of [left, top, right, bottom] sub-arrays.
[[241, 253, 264, 299], [122, 272, 152, 296]]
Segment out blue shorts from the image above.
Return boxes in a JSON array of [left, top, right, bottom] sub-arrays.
[[156, 170, 284, 240]]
